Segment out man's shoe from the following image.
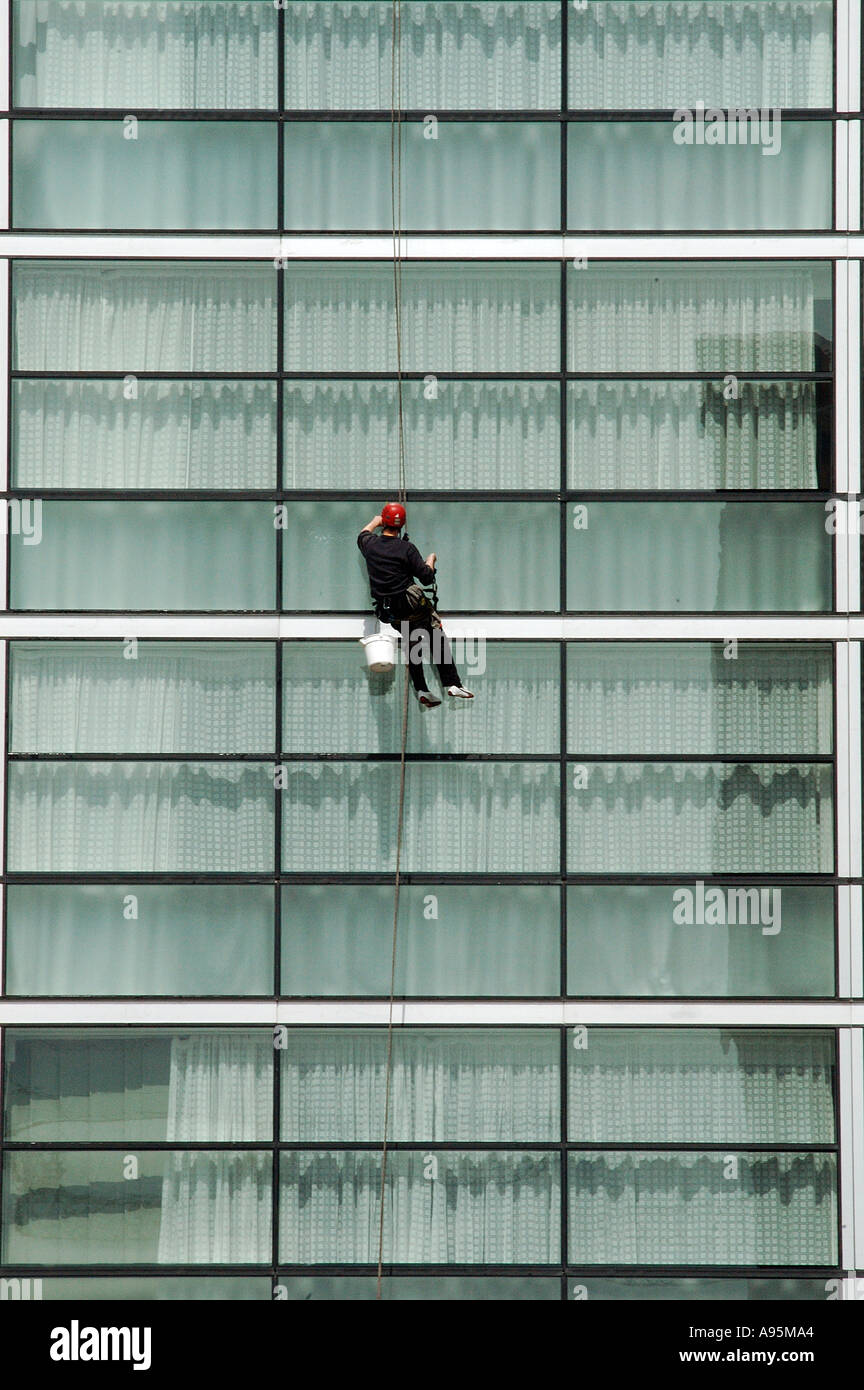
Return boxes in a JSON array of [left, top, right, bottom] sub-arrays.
[[447, 686, 474, 699], [417, 691, 442, 708]]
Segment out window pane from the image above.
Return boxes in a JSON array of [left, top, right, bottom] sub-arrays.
[[3, 1151, 271, 1264], [13, 261, 277, 372], [4, 885, 274, 997], [284, 121, 559, 231], [13, 0, 278, 108], [567, 121, 831, 231], [284, 1, 561, 110], [566, 643, 834, 755], [274, 1276, 560, 1300], [282, 642, 559, 755], [572, 1277, 835, 1301], [13, 120, 278, 231], [284, 500, 559, 611], [284, 262, 560, 372], [567, 1029, 836, 1143], [10, 641, 275, 754], [566, 503, 831, 612], [280, 1151, 559, 1264], [280, 1029, 559, 1141], [4, 1029, 274, 1141], [567, 380, 831, 491], [281, 884, 560, 997], [567, 262, 832, 372], [8, 762, 275, 872], [13, 380, 277, 490], [284, 380, 560, 492], [567, 883, 835, 998], [568, 1152, 837, 1265], [10, 501, 275, 611], [567, 763, 833, 873], [281, 762, 559, 872], [568, 1, 833, 108]]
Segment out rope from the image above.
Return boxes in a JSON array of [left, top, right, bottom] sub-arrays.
[[376, 0, 408, 1301]]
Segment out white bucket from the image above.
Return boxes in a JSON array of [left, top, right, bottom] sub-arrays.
[[360, 627, 398, 673]]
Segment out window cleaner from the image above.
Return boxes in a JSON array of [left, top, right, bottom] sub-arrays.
[[357, 502, 474, 708]]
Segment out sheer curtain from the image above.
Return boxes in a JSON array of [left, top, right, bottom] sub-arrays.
[[10, 641, 275, 753], [13, 261, 276, 372], [280, 1029, 559, 1141], [13, 379, 276, 490], [157, 1032, 272, 1263], [567, 762, 833, 873], [284, 380, 560, 491], [14, 0, 278, 107], [7, 762, 274, 872], [568, 264, 820, 371], [566, 643, 833, 754], [280, 1150, 560, 1264], [283, 1, 561, 109], [281, 761, 559, 872], [568, 380, 819, 489], [569, 1, 833, 108]]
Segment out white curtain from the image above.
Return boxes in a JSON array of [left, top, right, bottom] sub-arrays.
[[567, 1029, 835, 1144], [13, 261, 276, 372], [280, 1150, 560, 1264], [280, 1029, 559, 1142], [10, 641, 275, 754], [15, 0, 277, 107], [567, 762, 833, 873], [7, 761, 274, 872], [566, 643, 833, 755], [284, 1, 561, 109], [284, 380, 559, 491], [568, 264, 819, 371], [568, 1151, 836, 1265], [13, 379, 276, 490], [281, 761, 559, 873], [569, 1, 832, 108], [568, 380, 819, 490]]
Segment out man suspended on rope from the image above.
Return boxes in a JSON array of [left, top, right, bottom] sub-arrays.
[[358, 503, 474, 708]]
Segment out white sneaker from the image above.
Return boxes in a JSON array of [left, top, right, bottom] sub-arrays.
[[447, 686, 474, 699], [417, 691, 441, 708]]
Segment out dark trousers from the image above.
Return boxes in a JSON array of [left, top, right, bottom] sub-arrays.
[[378, 595, 462, 694]]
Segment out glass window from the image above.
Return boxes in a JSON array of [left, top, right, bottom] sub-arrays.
[[13, 261, 277, 372], [571, 1277, 833, 1302], [283, 262, 560, 372], [281, 884, 560, 997], [568, 1, 833, 109], [567, 121, 832, 231], [566, 643, 834, 755], [568, 1151, 837, 1265], [10, 501, 276, 611], [567, 380, 832, 491], [10, 641, 276, 754], [284, 1, 561, 110], [280, 1150, 560, 1265], [567, 261, 832, 372], [282, 641, 559, 755], [12, 380, 277, 491], [281, 761, 559, 873], [566, 883, 835, 998], [20, 1277, 273, 1300], [7, 762, 275, 872], [13, 120, 278, 231], [4, 885, 274, 997], [284, 120, 559, 231], [2, 1151, 272, 1264], [567, 762, 833, 873], [566, 502, 832, 613], [567, 1029, 836, 1143], [284, 500, 559, 612], [274, 1276, 560, 1300], [12, 0, 278, 108]]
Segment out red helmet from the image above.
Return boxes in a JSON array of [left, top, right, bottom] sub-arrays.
[[381, 502, 406, 529]]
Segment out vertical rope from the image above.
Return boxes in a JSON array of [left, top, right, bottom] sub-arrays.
[[376, 0, 408, 1301]]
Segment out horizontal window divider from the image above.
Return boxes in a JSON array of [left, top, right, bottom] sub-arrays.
[[1, 490, 838, 503], [1, 872, 844, 886], [4, 109, 838, 122], [0, 1263, 838, 1279], [8, 371, 835, 382], [0, 1142, 837, 1154], [6, 752, 834, 764]]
